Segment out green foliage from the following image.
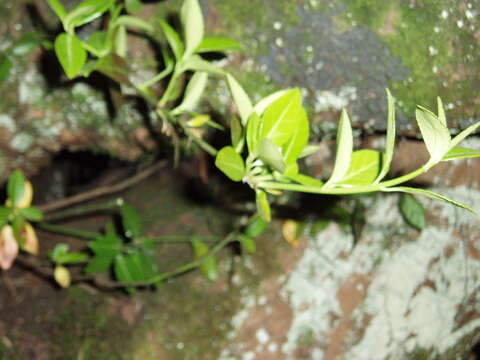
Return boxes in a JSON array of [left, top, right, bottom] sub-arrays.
[[399, 194, 427, 230]]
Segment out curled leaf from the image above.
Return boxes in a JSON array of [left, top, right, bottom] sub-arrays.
[[0, 225, 19, 270]]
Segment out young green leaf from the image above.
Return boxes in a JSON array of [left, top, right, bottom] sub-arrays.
[[7, 169, 25, 207], [46, 0, 67, 22], [281, 104, 309, 166], [114, 25, 128, 57], [415, 106, 451, 165], [246, 113, 262, 153], [158, 20, 184, 61], [287, 173, 324, 187], [121, 203, 142, 238], [437, 97, 446, 127], [382, 186, 477, 215], [230, 116, 243, 150], [448, 121, 480, 150], [339, 149, 382, 186], [191, 237, 218, 281], [260, 88, 303, 147], [442, 146, 480, 161], [399, 194, 427, 230], [115, 15, 154, 33], [196, 37, 241, 53], [240, 235, 256, 254], [181, 55, 225, 75], [258, 138, 286, 173], [20, 207, 43, 222], [375, 89, 396, 183], [64, 0, 115, 31], [245, 215, 268, 237], [171, 71, 208, 115], [181, 0, 204, 59], [54, 33, 87, 79], [215, 146, 245, 181], [226, 74, 253, 125], [86, 31, 109, 56], [256, 190, 271, 222], [299, 145, 320, 159], [125, 0, 142, 14], [0, 55, 13, 83], [49, 244, 88, 265], [253, 89, 288, 116], [324, 109, 353, 187], [84, 255, 113, 274], [88, 231, 122, 260], [114, 250, 159, 283]]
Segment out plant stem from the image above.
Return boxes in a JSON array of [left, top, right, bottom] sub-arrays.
[[36, 222, 100, 240], [148, 235, 218, 243], [158, 69, 180, 108], [43, 199, 122, 221]]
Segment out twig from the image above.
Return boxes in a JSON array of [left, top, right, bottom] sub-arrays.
[[38, 160, 167, 214]]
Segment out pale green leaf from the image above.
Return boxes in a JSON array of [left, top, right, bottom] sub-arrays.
[[299, 145, 320, 158], [258, 138, 286, 173], [125, 0, 142, 13], [46, 0, 67, 22], [181, 55, 224, 75], [256, 190, 271, 222], [442, 146, 480, 161], [246, 113, 262, 153], [7, 169, 25, 207], [192, 237, 218, 281], [375, 89, 396, 183], [115, 15, 154, 33], [181, 0, 204, 59], [86, 31, 109, 56], [382, 186, 477, 215], [230, 116, 243, 150], [64, 0, 115, 31], [415, 106, 451, 165], [158, 20, 184, 61], [281, 105, 309, 165], [54, 33, 87, 79], [196, 37, 241, 53], [171, 71, 208, 115], [253, 90, 288, 116], [437, 97, 446, 127], [339, 149, 382, 186], [215, 146, 245, 181], [226, 74, 253, 125], [245, 215, 268, 237], [449, 121, 480, 150], [399, 194, 426, 230], [114, 25, 128, 57], [261, 88, 303, 146], [324, 109, 353, 187]]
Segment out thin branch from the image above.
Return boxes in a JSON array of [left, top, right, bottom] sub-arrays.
[[38, 160, 167, 214]]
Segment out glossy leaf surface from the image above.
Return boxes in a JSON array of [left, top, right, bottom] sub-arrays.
[[215, 146, 245, 181]]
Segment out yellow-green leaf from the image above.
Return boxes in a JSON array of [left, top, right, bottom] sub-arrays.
[[215, 146, 245, 181]]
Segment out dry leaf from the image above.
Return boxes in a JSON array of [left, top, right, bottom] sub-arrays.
[[21, 223, 39, 255], [0, 226, 19, 270], [282, 219, 300, 247]]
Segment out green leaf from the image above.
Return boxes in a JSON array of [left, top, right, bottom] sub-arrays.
[[299, 145, 320, 159], [181, 0, 204, 59], [114, 250, 159, 283], [415, 106, 451, 165], [11, 33, 41, 56], [125, 0, 142, 14], [260, 88, 303, 147], [256, 190, 271, 222], [86, 31, 109, 57], [115, 15, 154, 33], [114, 25, 128, 57], [240, 235, 256, 254], [7, 169, 25, 207], [339, 149, 382, 186], [88, 233, 122, 258], [287, 173, 324, 187], [0, 207, 12, 229], [442, 146, 480, 161], [281, 104, 309, 166], [64, 0, 115, 31], [181, 55, 225, 75], [437, 97, 446, 127], [46, 0, 67, 22], [324, 109, 353, 187], [230, 116, 243, 150], [215, 146, 245, 181], [245, 215, 268, 237], [84, 255, 113, 273], [196, 37, 241, 53], [158, 20, 184, 61], [95, 54, 131, 85], [0, 55, 13, 83], [449, 121, 480, 151], [253, 89, 288, 116], [382, 186, 477, 215], [399, 194, 427, 230], [226, 74, 253, 126], [54, 33, 87, 79], [171, 71, 208, 115], [191, 237, 218, 281], [49, 243, 88, 265], [375, 89, 396, 183], [246, 113, 262, 153], [258, 138, 286, 173], [121, 204, 142, 238], [20, 207, 43, 222]]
